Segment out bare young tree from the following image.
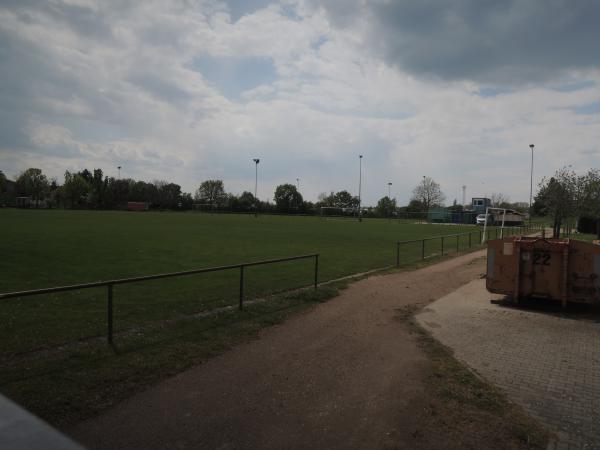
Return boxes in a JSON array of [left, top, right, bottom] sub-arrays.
[[411, 176, 445, 211], [490, 192, 510, 208]]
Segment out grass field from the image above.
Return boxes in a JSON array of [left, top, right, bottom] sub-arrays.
[[0, 208, 525, 425], [571, 232, 597, 242], [0, 208, 489, 354]]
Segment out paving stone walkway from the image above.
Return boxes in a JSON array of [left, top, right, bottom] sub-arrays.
[[417, 279, 600, 450]]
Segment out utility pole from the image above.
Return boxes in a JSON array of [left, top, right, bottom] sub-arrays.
[[462, 185, 466, 207], [388, 182, 392, 198]]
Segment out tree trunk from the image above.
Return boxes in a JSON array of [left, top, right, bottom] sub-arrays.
[[553, 217, 561, 238]]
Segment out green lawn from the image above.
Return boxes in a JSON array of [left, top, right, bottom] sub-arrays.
[[570, 232, 597, 242], [1, 209, 493, 354], [0, 208, 529, 426], [1, 209, 478, 290]]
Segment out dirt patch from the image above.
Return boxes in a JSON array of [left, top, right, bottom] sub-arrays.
[[70, 250, 546, 449]]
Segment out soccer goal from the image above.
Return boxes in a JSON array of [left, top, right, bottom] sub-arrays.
[[320, 206, 356, 219], [481, 207, 509, 244]]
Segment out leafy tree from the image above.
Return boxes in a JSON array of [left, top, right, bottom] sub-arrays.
[[274, 184, 303, 212], [63, 170, 91, 208], [0, 170, 6, 193], [16, 168, 50, 207], [111, 178, 132, 206], [79, 169, 93, 184], [179, 192, 194, 210], [412, 176, 445, 211], [448, 199, 463, 212], [402, 199, 425, 213], [228, 191, 259, 212], [579, 169, 600, 238], [130, 180, 150, 203], [0, 170, 9, 206], [376, 196, 397, 217], [195, 180, 226, 206], [536, 167, 580, 238], [333, 190, 359, 208], [316, 192, 335, 207], [88, 168, 106, 208], [155, 181, 181, 209], [235, 191, 256, 211]]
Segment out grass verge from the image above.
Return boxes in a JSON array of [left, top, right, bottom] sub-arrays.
[[397, 305, 550, 449], [0, 283, 345, 427]]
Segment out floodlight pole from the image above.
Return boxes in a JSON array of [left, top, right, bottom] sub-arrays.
[[296, 178, 300, 191], [358, 155, 363, 222], [117, 166, 121, 179], [529, 144, 534, 224], [388, 182, 392, 199], [253, 158, 260, 218]]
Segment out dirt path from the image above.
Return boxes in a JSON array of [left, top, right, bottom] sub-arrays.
[[70, 251, 488, 450]]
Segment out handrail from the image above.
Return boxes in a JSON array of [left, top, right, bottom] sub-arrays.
[[0, 254, 318, 300], [0, 253, 320, 346], [396, 226, 528, 245], [395, 225, 536, 267]]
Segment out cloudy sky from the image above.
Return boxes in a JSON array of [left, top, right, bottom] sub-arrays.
[[1, 0, 599, 205]]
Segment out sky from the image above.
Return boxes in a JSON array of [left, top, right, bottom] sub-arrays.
[[1, 0, 600, 206]]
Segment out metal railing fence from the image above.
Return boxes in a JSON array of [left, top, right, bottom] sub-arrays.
[[395, 224, 542, 267], [0, 254, 319, 346], [0, 224, 542, 351]]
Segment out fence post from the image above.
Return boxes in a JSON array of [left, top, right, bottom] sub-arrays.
[[495, 228, 498, 239], [396, 242, 400, 267], [469, 232, 472, 248], [422, 239, 425, 260], [107, 284, 113, 346], [441, 236, 444, 255], [456, 234, 459, 253], [239, 265, 244, 310], [314, 254, 319, 289], [479, 229, 482, 244]]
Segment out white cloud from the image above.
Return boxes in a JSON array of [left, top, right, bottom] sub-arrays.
[[1, 0, 599, 206]]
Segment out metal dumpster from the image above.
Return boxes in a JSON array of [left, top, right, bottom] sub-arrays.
[[486, 236, 600, 306]]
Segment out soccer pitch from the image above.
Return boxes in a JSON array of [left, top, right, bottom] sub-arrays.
[[0, 209, 477, 353]]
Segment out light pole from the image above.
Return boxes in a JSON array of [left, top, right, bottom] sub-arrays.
[[296, 178, 300, 191], [423, 176, 427, 222], [117, 166, 121, 179], [529, 144, 534, 223], [358, 155, 363, 222], [253, 158, 260, 217], [387, 182, 393, 220]]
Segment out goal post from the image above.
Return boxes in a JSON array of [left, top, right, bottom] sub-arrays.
[[481, 207, 508, 244], [320, 206, 357, 218]]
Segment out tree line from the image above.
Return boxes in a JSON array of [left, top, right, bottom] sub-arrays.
[[11, 165, 588, 226], [1, 166, 439, 216], [0, 167, 383, 215]]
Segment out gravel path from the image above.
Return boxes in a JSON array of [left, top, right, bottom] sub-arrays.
[[70, 251, 487, 450]]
